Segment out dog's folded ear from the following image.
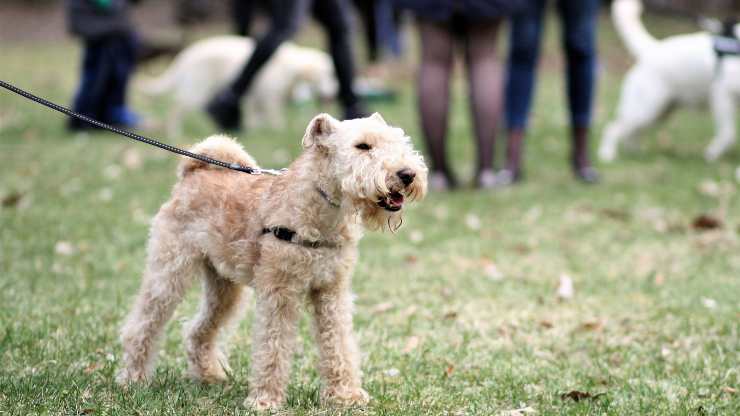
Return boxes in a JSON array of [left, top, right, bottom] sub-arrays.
[[302, 113, 338, 148]]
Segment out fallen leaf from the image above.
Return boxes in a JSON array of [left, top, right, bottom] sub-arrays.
[[402, 336, 420, 354], [404, 255, 418, 264], [579, 320, 604, 332], [465, 213, 481, 231], [698, 180, 721, 197], [371, 302, 393, 314], [539, 320, 553, 329], [1, 191, 24, 207], [122, 148, 143, 170], [409, 230, 424, 243], [482, 259, 504, 281], [443, 310, 458, 320], [445, 365, 454, 377], [600, 208, 630, 222], [103, 164, 122, 179], [692, 214, 723, 231], [557, 274, 574, 300], [512, 244, 531, 255], [99, 188, 113, 202], [55, 241, 76, 256], [79, 409, 95, 415], [722, 386, 737, 395], [498, 405, 536, 415], [560, 390, 605, 402], [654, 272, 665, 285], [83, 362, 102, 374], [701, 297, 718, 309]]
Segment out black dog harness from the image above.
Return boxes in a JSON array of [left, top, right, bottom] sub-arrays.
[[261, 227, 338, 249]]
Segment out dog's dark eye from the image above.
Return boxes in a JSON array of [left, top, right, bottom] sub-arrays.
[[355, 143, 371, 150]]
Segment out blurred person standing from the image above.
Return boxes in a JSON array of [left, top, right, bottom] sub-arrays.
[[207, 0, 367, 131], [502, 0, 601, 184], [396, 0, 527, 190], [65, 0, 141, 131]]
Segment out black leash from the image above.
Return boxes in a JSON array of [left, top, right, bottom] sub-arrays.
[[0, 79, 284, 176]]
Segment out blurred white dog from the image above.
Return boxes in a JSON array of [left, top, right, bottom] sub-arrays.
[[600, 0, 740, 162], [141, 36, 337, 135]]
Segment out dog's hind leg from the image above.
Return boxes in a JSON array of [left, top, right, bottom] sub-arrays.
[[184, 265, 246, 383], [309, 283, 369, 406], [600, 72, 671, 161], [244, 266, 301, 410], [705, 79, 736, 161], [117, 228, 198, 384]]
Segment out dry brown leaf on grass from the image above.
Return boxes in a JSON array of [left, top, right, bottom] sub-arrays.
[[722, 386, 737, 395], [578, 320, 604, 332], [692, 214, 723, 231], [370, 302, 394, 314], [444, 364, 454, 378], [402, 336, 420, 354], [83, 362, 103, 374], [560, 390, 605, 402], [1, 191, 24, 208], [404, 254, 418, 264], [599, 207, 630, 222], [443, 310, 458, 320]]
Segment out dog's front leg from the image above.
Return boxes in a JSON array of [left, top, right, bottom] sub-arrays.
[[310, 282, 369, 407], [244, 276, 301, 411]]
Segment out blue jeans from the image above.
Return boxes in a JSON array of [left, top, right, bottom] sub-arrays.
[[71, 33, 137, 127], [505, 0, 599, 130]]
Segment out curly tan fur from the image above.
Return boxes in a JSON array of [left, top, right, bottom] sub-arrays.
[[116, 113, 427, 410]]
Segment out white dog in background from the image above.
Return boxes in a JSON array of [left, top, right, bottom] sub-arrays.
[[600, 0, 740, 162], [140, 36, 337, 135]]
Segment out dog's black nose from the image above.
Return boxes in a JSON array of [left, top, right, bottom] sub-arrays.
[[397, 169, 416, 186]]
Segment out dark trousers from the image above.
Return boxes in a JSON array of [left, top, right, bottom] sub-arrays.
[[505, 0, 599, 130], [71, 33, 136, 127], [229, 0, 359, 108]]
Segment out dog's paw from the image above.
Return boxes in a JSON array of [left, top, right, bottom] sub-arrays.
[[704, 145, 722, 162], [115, 367, 150, 386], [322, 387, 371, 407], [598, 146, 617, 163], [244, 394, 283, 411]]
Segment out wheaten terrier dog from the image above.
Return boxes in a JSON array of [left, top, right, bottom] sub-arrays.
[[116, 113, 427, 410]]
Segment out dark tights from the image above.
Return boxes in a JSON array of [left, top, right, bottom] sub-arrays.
[[417, 19, 503, 181]]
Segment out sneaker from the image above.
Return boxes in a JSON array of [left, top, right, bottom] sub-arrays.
[[574, 166, 600, 184], [109, 106, 141, 128], [206, 89, 242, 131]]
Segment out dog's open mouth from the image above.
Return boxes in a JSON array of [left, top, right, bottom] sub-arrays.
[[377, 191, 404, 211]]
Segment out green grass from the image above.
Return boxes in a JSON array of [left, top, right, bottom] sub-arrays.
[[1, 13, 739, 416]]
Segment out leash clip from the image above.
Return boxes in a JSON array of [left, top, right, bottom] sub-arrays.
[[259, 168, 288, 176]]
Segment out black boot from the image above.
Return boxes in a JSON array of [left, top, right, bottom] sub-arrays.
[[572, 126, 600, 184], [206, 89, 242, 131]]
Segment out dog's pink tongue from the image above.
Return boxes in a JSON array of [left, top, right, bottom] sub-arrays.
[[389, 194, 404, 207]]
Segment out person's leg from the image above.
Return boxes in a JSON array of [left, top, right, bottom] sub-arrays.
[[558, 0, 600, 182], [107, 32, 140, 127], [463, 19, 504, 188], [352, 0, 378, 62], [207, 0, 308, 130], [503, 0, 546, 181], [313, 0, 366, 119], [70, 38, 108, 130], [416, 19, 455, 189], [233, 0, 256, 36]]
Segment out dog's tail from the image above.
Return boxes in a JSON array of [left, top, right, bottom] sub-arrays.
[[612, 0, 658, 58], [178, 135, 258, 178]]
